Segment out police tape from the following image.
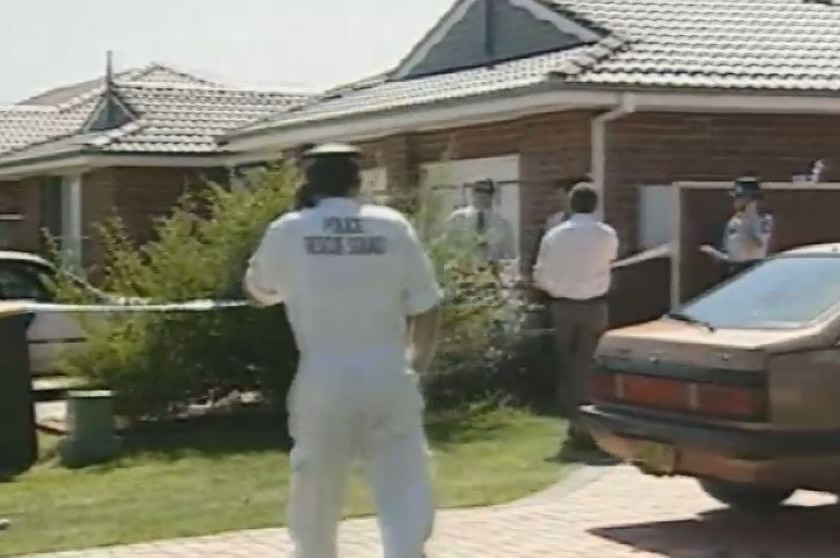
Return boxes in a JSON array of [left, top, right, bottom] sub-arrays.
[[24, 299, 250, 314], [611, 243, 670, 269]]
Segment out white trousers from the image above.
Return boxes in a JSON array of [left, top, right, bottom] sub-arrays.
[[287, 365, 434, 558]]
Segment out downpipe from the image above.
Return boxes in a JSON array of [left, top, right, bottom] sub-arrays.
[[591, 93, 637, 219]]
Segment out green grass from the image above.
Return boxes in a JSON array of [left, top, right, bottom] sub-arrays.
[[0, 405, 569, 557]]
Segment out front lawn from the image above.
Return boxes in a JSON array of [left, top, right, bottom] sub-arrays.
[[0, 405, 569, 556]]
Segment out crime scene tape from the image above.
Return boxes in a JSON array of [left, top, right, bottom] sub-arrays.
[[22, 299, 250, 314], [611, 243, 670, 270]]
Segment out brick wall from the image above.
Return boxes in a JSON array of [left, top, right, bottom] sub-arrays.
[[357, 111, 593, 265], [678, 184, 840, 302], [0, 166, 226, 265], [357, 111, 840, 264], [608, 112, 840, 254], [84, 166, 227, 263], [349, 110, 840, 326]]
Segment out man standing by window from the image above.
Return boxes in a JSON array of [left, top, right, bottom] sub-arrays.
[[533, 184, 618, 455], [526, 177, 586, 275], [445, 179, 516, 265]]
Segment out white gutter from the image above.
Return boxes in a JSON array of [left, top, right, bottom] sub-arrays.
[[590, 92, 636, 218]]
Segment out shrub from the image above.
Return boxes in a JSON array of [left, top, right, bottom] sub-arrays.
[[54, 160, 535, 420], [53, 166, 299, 420]]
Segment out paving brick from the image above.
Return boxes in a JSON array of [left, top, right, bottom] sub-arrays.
[[22, 465, 840, 558]]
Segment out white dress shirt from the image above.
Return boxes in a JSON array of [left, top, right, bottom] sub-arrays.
[[245, 198, 443, 363], [533, 213, 618, 300], [545, 211, 567, 231], [446, 205, 516, 262]]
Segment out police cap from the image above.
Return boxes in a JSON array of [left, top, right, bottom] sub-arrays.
[[731, 176, 763, 199], [302, 143, 362, 159]]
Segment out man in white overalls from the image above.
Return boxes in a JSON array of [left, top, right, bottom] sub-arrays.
[[245, 144, 443, 558], [701, 176, 774, 278]]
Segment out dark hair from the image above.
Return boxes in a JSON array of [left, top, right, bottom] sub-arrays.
[[293, 182, 316, 210], [305, 156, 361, 198], [570, 184, 598, 214]]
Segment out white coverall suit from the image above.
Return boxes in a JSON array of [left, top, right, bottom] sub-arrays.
[[245, 197, 443, 558]]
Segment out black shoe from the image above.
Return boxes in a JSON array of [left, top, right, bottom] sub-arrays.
[[0, 519, 9, 532]]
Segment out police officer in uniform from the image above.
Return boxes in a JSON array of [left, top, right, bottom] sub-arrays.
[[700, 176, 774, 277], [244, 143, 443, 558]]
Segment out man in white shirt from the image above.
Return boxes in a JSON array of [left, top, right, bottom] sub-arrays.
[[533, 183, 618, 453], [445, 179, 516, 264], [526, 177, 586, 276], [244, 144, 443, 558]]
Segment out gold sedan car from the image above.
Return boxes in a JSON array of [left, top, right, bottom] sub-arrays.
[[583, 243, 840, 512]]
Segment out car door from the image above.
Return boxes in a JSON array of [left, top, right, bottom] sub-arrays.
[[0, 261, 86, 375]]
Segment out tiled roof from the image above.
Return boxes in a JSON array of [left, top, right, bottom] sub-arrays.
[[0, 102, 94, 155], [0, 76, 309, 164], [551, 0, 840, 90], [17, 63, 222, 106], [235, 0, 840, 134], [235, 37, 627, 133], [91, 82, 308, 153]]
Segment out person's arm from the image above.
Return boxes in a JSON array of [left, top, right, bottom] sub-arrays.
[[532, 232, 555, 294], [408, 306, 442, 375], [243, 222, 286, 307], [401, 221, 444, 374], [608, 226, 619, 262]]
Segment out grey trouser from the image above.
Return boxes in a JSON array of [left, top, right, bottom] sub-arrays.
[[550, 298, 608, 439]]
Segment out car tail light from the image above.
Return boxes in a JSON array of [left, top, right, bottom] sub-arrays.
[[620, 374, 687, 411], [696, 384, 766, 421], [589, 371, 766, 421]]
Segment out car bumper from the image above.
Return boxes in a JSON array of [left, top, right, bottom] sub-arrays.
[[582, 405, 840, 491]]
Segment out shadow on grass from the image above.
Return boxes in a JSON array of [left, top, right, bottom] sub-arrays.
[[87, 400, 526, 465], [114, 412, 292, 462]]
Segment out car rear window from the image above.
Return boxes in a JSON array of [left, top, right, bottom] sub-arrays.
[[677, 255, 840, 329]]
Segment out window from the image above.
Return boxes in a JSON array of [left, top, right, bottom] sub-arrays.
[[638, 185, 675, 249], [359, 167, 388, 203], [0, 214, 22, 249], [419, 155, 520, 256], [0, 263, 53, 301], [675, 255, 840, 329]]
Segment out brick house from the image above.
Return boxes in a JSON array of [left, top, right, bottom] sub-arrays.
[[222, 0, 840, 273], [0, 63, 308, 266]]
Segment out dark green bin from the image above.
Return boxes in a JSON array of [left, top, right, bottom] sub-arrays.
[[0, 307, 37, 475]]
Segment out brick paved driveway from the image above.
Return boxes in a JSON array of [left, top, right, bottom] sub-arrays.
[[25, 465, 839, 558]]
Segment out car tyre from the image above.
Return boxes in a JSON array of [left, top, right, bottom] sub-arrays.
[[699, 479, 794, 513]]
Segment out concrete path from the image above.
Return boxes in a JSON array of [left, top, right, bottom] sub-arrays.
[[24, 465, 840, 557]]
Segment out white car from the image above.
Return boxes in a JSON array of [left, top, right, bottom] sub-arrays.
[[0, 251, 117, 375]]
